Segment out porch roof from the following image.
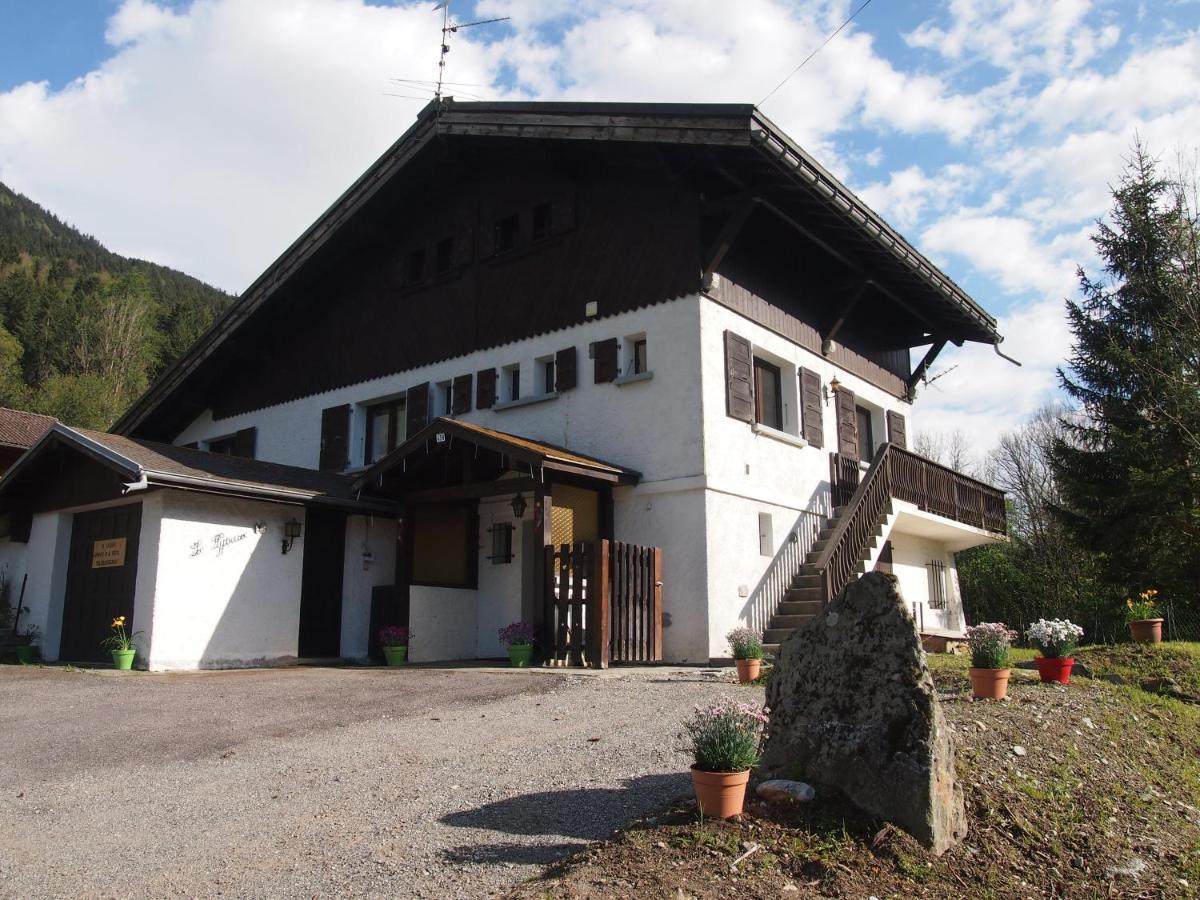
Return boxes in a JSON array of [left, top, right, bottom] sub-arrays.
[[0, 424, 393, 512], [352, 418, 641, 495]]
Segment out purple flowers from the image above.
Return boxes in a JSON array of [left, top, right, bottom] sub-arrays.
[[378, 626, 410, 648], [965, 622, 1017, 669], [498, 621, 537, 647]]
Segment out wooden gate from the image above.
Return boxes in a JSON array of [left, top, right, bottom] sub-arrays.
[[543, 539, 663, 668]]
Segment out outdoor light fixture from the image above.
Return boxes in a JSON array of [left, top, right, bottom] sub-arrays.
[[830, 376, 842, 393], [510, 492, 528, 519], [281, 518, 302, 555]]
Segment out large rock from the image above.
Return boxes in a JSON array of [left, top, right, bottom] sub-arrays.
[[760, 571, 967, 855]]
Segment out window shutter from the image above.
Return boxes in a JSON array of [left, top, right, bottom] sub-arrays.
[[476, 368, 497, 409], [555, 346, 577, 391], [181, 441, 200, 450], [592, 338, 618, 384], [319, 405, 350, 472], [406, 383, 430, 435], [799, 368, 824, 448], [724, 330, 753, 423], [553, 191, 576, 233], [835, 387, 859, 460], [451, 228, 473, 268], [886, 410, 907, 450], [452, 374, 473, 415], [232, 427, 257, 459]]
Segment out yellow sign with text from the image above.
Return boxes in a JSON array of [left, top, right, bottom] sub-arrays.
[[92, 538, 127, 569]]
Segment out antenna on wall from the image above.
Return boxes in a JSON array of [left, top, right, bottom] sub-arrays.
[[431, 1, 509, 104]]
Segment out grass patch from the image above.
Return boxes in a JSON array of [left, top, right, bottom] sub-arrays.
[[1075, 641, 1200, 696]]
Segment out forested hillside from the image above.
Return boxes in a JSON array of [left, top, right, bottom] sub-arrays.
[[0, 182, 232, 429]]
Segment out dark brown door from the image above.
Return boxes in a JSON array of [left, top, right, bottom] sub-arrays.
[[298, 509, 346, 658], [60, 504, 142, 663]]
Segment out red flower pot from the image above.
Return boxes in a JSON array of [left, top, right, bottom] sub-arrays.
[[690, 767, 750, 818], [969, 667, 1011, 700], [735, 658, 761, 684], [1034, 656, 1074, 685], [1128, 619, 1163, 644]]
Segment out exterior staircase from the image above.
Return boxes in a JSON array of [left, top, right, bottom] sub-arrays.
[[762, 500, 893, 657]]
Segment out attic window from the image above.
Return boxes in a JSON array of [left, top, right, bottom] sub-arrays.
[[494, 214, 519, 255], [435, 236, 454, 275], [532, 202, 552, 242], [404, 248, 426, 285]]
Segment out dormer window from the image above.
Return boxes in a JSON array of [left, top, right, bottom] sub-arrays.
[[531, 202, 552, 242], [494, 214, 519, 255]]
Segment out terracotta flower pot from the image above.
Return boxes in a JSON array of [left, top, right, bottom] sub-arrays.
[[969, 667, 1010, 700], [1128, 619, 1163, 644], [690, 766, 750, 818], [1034, 656, 1074, 685], [735, 658, 762, 684]]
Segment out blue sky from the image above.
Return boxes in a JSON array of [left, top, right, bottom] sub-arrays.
[[0, 0, 1198, 453]]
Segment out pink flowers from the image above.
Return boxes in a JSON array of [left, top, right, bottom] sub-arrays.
[[498, 621, 537, 647], [378, 626, 410, 648], [683, 698, 771, 772], [965, 622, 1017, 669]]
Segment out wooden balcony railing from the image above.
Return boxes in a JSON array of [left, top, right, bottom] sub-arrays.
[[817, 444, 1006, 604]]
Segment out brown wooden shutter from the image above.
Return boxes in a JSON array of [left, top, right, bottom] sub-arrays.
[[886, 410, 907, 450], [799, 368, 824, 448], [835, 387, 859, 460], [724, 330, 754, 423], [451, 374, 473, 415], [232, 427, 257, 459], [450, 228, 473, 268], [593, 338, 618, 384], [553, 191, 576, 233], [319, 405, 350, 472], [406, 383, 430, 434], [555, 346, 577, 391], [476, 368, 497, 409]]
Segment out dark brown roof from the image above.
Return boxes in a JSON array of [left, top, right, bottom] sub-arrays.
[[0, 407, 56, 449]]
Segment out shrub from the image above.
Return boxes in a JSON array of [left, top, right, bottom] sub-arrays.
[[1026, 618, 1084, 658], [726, 626, 764, 660], [1124, 589, 1162, 623], [683, 698, 769, 772], [966, 622, 1017, 669], [378, 625, 410, 647], [498, 621, 537, 647]]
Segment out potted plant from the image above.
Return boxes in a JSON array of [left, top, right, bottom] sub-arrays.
[[378, 626, 410, 667], [683, 698, 770, 818], [15, 623, 40, 665], [965, 622, 1017, 700], [498, 621, 537, 667], [1124, 589, 1164, 644], [1026, 618, 1084, 684], [726, 626, 765, 684], [100, 615, 140, 670]]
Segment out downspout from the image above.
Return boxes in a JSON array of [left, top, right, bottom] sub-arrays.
[[993, 337, 1022, 367], [122, 473, 149, 494]]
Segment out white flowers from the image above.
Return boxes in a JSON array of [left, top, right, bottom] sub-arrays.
[[1026, 618, 1084, 658]]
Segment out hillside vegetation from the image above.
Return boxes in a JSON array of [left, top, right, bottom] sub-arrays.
[[0, 182, 232, 429]]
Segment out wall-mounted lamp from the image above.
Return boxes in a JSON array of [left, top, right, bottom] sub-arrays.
[[510, 492, 528, 519], [281, 518, 302, 555], [253, 521, 267, 534], [830, 376, 842, 393]]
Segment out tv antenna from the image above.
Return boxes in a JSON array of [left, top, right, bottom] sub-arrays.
[[432, 2, 509, 103]]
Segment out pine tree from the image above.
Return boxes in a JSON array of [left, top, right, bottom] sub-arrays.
[[1051, 143, 1200, 607]]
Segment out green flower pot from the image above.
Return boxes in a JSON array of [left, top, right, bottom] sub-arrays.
[[507, 644, 533, 668], [112, 649, 136, 671], [382, 645, 408, 667], [15, 645, 37, 665]]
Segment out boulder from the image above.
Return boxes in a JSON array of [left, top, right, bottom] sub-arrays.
[[760, 572, 967, 855], [756, 779, 816, 804]]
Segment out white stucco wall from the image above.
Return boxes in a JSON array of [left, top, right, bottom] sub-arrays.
[[409, 586, 478, 662], [16, 511, 71, 659], [341, 513, 398, 661], [0, 538, 28, 627], [146, 491, 306, 670], [889, 532, 965, 636], [475, 494, 525, 658]]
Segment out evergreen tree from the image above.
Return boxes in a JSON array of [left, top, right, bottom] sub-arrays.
[[1051, 144, 1200, 607]]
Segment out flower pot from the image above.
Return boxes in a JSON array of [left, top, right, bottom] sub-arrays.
[[690, 766, 751, 818], [507, 644, 533, 668], [1128, 619, 1163, 644], [111, 649, 136, 671], [382, 645, 408, 667], [735, 658, 762, 684], [1034, 656, 1075, 685], [15, 645, 37, 665], [969, 667, 1010, 700]]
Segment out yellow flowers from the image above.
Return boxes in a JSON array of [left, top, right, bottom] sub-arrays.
[[111, 616, 127, 627], [1124, 589, 1162, 623]]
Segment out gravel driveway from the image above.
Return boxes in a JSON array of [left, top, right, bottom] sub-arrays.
[[0, 664, 748, 898]]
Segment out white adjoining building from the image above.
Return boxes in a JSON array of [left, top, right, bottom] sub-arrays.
[[0, 102, 1007, 670]]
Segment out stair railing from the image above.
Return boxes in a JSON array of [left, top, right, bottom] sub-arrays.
[[813, 442, 894, 604]]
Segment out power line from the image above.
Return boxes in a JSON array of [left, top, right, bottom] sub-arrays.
[[758, 0, 876, 107]]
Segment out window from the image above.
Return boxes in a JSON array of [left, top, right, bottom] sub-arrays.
[[538, 356, 556, 394], [531, 202, 552, 242], [503, 364, 521, 402], [435, 236, 454, 275], [364, 399, 405, 465], [494, 214, 519, 255], [206, 435, 238, 456], [487, 522, 514, 564], [753, 358, 783, 431], [632, 338, 648, 375], [404, 248, 426, 285], [206, 428, 255, 458], [435, 380, 453, 417], [411, 503, 476, 587], [856, 406, 875, 457], [927, 560, 949, 610]]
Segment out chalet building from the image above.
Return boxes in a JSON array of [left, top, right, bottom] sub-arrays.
[[0, 102, 1007, 669]]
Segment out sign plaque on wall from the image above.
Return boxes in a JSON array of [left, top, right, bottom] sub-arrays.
[[92, 538, 127, 569]]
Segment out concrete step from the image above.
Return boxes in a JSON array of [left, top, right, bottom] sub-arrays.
[[764, 628, 795, 645], [790, 574, 821, 590], [763, 642, 781, 658], [777, 599, 822, 616], [769, 614, 815, 630], [784, 587, 822, 605]]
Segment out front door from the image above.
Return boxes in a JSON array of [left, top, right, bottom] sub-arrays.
[[60, 504, 142, 663], [298, 509, 346, 658]]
